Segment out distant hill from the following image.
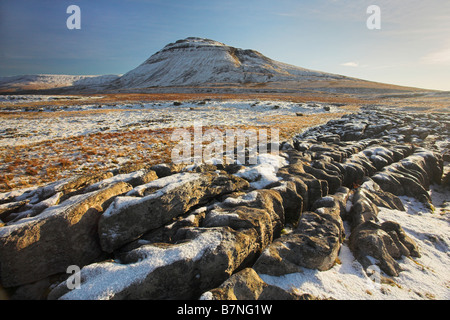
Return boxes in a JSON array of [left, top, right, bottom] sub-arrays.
[[109, 37, 346, 88], [0, 74, 120, 93]]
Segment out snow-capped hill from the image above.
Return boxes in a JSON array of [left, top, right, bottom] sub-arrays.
[[0, 74, 120, 93], [110, 37, 345, 89]]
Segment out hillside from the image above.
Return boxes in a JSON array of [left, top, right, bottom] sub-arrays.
[[109, 37, 345, 88], [0, 74, 119, 93]]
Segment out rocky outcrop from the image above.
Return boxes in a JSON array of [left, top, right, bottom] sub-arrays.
[[48, 227, 261, 300], [346, 178, 421, 276], [0, 107, 446, 300], [348, 220, 420, 277], [371, 148, 442, 203], [200, 268, 315, 300], [98, 171, 249, 253], [252, 188, 348, 275], [0, 182, 132, 287]]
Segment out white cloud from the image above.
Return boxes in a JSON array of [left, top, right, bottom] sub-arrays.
[[340, 61, 359, 67], [421, 46, 450, 65]]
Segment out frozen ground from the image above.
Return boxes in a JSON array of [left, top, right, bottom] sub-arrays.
[[260, 182, 450, 300], [0, 98, 339, 147], [0, 95, 103, 104]]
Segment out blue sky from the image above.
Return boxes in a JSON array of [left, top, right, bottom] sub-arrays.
[[1, 0, 449, 90]]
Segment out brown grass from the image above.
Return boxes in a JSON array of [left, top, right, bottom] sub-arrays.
[[0, 93, 366, 192], [0, 111, 350, 192], [0, 92, 367, 111]]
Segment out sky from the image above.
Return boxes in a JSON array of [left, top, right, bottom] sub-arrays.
[[0, 0, 449, 91]]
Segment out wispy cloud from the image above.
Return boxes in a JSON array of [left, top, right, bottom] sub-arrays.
[[421, 45, 450, 65], [341, 61, 359, 67]]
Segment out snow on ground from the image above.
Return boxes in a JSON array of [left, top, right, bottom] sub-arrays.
[[0, 74, 119, 92], [234, 152, 289, 189], [0, 95, 103, 104], [260, 185, 450, 300], [0, 99, 339, 147]]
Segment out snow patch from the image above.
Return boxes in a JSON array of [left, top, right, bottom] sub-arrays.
[[58, 229, 224, 300], [234, 153, 288, 189], [259, 186, 450, 300], [103, 172, 202, 218]]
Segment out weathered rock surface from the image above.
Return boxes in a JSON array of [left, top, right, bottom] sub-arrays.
[[346, 178, 422, 276], [0, 182, 132, 287], [0, 172, 115, 207], [83, 168, 158, 192], [372, 148, 443, 203], [348, 220, 419, 277], [98, 171, 250, 253], [253, 189, 348, 276], [49, 227, 262, 300], [200, 268, 314, 300]]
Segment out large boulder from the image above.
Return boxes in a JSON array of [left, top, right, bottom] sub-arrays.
[[3, 192, 63, 223], [362, 146, 395, 170], [303, 164, 342, 194], [210, 189, 286, 237], [269, 180, 303, 225], [348, 188, 379, 230], [348, 221, 402, 277], [0, 172, 114, 206], [0, 200, 30, 221], [48, 227, 261, 300], [253, 191, 347, 276], [0, 182, 132, 287], [98, 172, 249, 253], [348, 220, 420, 277], [83, 168, 158, 192], [201, 268, 310, 300], [276, 152, 326, 210], [380, 221, 420, 258], [372, 148, 443, 203], [203, 206, 274, 261], [275, 174, 309, 211], [359, 178, 405, 212], [201, 268, 267, 300]]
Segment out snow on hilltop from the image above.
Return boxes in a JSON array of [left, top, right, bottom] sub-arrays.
[[109, 37, 346, 89], [0, 74, 120, 92]]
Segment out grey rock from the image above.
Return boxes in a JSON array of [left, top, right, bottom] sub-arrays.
[[253, 191, 347, 276], [98, 172, 249, 253], [0, 182, 132, 287], [270, 180, 303, 225], [201, 268, 309, 300], [381, 221, 420, 257], [49, 227, 262, 300], [360, 178, 405, 211], [348, 188, 379, 230], [349, 221, 403, 277]]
